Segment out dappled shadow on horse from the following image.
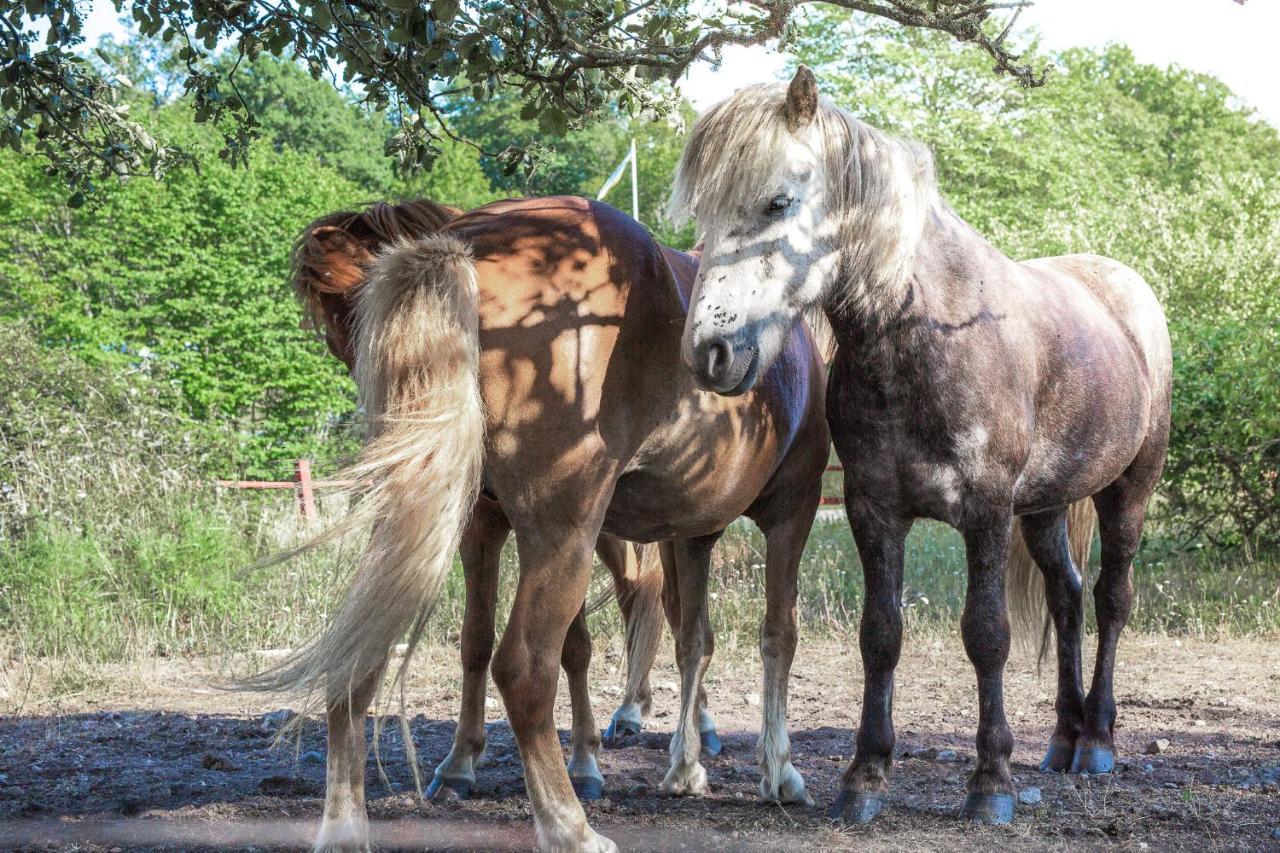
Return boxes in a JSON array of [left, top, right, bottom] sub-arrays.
[[671, 68, 1170, 826], [251, 195, 832, 852], [291, 198, 678, 762]]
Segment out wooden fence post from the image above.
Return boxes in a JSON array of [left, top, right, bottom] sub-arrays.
[[294, 458, 317, 523]]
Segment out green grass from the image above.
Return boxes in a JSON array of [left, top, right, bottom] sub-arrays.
[[3, 490, 1277, 667]]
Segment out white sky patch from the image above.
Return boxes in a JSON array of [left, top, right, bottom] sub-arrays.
[[79, 0, 1277, 126], [680, 0, 1278, 127]]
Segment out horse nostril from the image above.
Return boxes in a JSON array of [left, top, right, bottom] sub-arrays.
[[706, 338, 733, 381]]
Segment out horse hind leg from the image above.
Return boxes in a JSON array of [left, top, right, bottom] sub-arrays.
[[428, 502, 508, 800], [491, 523, 617, 853], [598, 538, 663, 741], [1017, 508, 1087, 773], [1076, 453, 1161, 775], [562, 605, 605, 800], [316, 664, 385, 852]]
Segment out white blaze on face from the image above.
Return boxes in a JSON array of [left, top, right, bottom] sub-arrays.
[[681, 127, 841, 393]]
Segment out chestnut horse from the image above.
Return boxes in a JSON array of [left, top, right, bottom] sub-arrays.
[[671, 69, 1169, 825], [255, 196, 832, 852], [291, 200, 674, 763]]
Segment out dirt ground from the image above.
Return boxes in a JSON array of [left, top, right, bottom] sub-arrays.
[[2, 635, 1278, 851]]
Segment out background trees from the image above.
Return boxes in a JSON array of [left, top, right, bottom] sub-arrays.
[[0, 13, 1275, 548], [2, 1, 1046, 202]]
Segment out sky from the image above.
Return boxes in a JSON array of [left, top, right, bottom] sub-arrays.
[[684, 0, 1280, 125], [82, 0, 1279, 126]]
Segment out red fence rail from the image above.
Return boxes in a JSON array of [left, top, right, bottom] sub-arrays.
[[217, 460, 849, 519], [214, 459, 344, 522]]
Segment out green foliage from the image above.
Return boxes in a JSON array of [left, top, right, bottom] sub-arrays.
[[792, 11, 1280, 550], [3, 1, 1042, 203], [226, 55, 398, 194], [0, 105, 364, 477], [451, 90, 695, 245], [398, 134, 504, 211]]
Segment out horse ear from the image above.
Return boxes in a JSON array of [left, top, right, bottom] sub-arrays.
[[783, 65, 819, 132]]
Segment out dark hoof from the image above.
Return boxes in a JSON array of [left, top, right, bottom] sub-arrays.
[[700, 728, 722, 758], [571, 775, 605, 801], [1070, 745, 1116, 775], [425, 775, 472, 800], [828, 789, 885, 824], [603, 714, 642, 741], [1039, 742, 1075, 773], [961, 792, 1015, 825]]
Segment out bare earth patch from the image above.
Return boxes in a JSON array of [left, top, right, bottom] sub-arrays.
[[2, 635, 1278, 851]]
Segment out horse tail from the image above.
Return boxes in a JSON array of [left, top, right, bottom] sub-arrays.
[[619, 544, 664, 695], [243, 234, 484, 716], [1007, 499, 1097, 667]]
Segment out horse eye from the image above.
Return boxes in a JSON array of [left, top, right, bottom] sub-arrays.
[[766, 195, 793, 216]]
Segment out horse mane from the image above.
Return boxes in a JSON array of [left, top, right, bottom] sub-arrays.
[[669, 83, 941, 316], [291, 198, 464, 349]]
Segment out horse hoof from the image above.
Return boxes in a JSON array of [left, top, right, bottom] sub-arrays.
[[700, 728, 722, 758], [603, 714, 642, 742], [1039, 742, 1075, 773], [425, 775, 472, 801], [961, 792, 1015, 825], [1070, 745, 1116, 775], [828, 789, 885, 824], [571, 775, 605, 801]]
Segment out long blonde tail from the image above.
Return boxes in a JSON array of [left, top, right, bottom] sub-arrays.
[[1007, 499, 1097, 666], [242, 234, 484, 714]]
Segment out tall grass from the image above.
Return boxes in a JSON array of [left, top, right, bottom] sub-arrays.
[[2, 322, 1276, 671]]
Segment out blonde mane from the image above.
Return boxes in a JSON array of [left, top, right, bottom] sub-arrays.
[[669, 83, 941, 317]]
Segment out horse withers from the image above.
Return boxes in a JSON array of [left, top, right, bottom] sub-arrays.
[[255, 196, 832, 852], [670, 69, 1171, 825]]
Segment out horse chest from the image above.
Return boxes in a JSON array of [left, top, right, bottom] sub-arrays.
[[606, 396, 779, 540], [828, 363, 996, 523]]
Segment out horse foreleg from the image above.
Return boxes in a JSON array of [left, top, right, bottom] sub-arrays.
[[1018, 508, 1087, 773], [959, 508, 1017, 825], [562, 606, 605, 800], [660, 534, 720, 796], [597, 538, 662, 740], [757, 508, 815, 806], [830, 499, 908, 824], [428, 502, 508, 800], [316, 664, 385, 852], [492, 526, 616, 853]]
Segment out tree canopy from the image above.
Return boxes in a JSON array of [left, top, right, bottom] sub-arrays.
[[2, 0, 1050, 202]]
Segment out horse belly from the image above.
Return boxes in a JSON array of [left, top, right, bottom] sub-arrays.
[[604, 435, 777, 541]]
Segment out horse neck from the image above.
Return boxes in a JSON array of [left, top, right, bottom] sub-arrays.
[[824, 206, 1020, 378]]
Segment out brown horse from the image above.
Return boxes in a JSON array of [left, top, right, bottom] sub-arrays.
[[671, 69, 1171, 825], [255, 196, 832, 852], [291, 199, 675, 760]]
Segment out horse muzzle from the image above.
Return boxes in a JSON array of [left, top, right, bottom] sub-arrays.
[[688, 334, 760, 396]]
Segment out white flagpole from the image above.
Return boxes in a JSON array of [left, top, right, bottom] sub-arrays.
[[629, 137, 639, 222], [596, 138, 641, 224]]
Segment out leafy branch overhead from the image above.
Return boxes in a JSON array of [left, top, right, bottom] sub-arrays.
[[2, 0, 1047, 199]]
